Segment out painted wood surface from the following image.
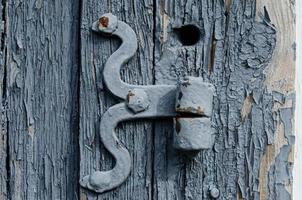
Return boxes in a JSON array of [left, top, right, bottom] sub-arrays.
[[79, 1, 155, 199], [0, 0, 295, 199], [3, 0, 81, 199]]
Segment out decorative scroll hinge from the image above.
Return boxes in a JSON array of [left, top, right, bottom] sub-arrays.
[[80, 13, 216, 193]]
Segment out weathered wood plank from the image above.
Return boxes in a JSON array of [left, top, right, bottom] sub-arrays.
[[6, 1, 80, 199], [154, 0, 295, 200], [0, 0, 7, 199], [0, 0, 293, 199], [79, 0, 295, 199], [153, 0, 218, 199], [256, 0, 295, 199], [79, 0, 155, 199]]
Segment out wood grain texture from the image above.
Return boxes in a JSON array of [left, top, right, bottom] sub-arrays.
[[153, 1, 216, 199], [79, 0, 295, 200], [154, 0, 295, 200], [0, 0, 294, 199], [79, 0, 155, 199], [256, 0, 295, 199], [5, 0, 80, 199]]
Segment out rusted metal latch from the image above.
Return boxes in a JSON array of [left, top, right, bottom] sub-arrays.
[[80, 13, 215, 193]]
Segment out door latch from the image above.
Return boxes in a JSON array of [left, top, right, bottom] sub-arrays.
[[80, 13, 215, 193]]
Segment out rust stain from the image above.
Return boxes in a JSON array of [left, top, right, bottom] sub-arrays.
[[259, 97, 293, 199], [99, 16, 109, 27], [127, 91, 135, 102], [176, 106, 205, 116]]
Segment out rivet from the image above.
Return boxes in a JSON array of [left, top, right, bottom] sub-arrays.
[[210, 187, 220, 198]]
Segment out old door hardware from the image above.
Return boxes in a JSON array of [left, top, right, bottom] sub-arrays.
[[80, 13, 215, 193]]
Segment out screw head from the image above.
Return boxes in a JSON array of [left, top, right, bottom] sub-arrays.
[[210, 187, 220, 198]]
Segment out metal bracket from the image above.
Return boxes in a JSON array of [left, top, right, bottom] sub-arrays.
[[80, 13, 215, 193]]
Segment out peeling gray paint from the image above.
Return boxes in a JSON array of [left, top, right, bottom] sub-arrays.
[[268, 94, 295, 200], [268, 145, 292, 200], [5, 0, 80, 199], [154, 0, 293, 200], [0, 0, 294, 199]]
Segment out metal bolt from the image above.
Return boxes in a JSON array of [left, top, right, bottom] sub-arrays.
[[210, 187, 220, 198], [126, 89, 150, 113]]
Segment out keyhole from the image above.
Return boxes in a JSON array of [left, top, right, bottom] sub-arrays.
[[174, 25, 202, 46]]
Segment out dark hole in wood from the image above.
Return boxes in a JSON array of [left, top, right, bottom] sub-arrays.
[[174, 25, 201, 46]]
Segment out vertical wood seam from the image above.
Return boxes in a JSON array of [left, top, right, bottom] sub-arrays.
[[151, 0, 156, 199], [2, 0, 9, 199], [76, 0, 83, 199]]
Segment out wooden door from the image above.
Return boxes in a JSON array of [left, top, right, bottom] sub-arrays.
[[0, 0, 295, 199]]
